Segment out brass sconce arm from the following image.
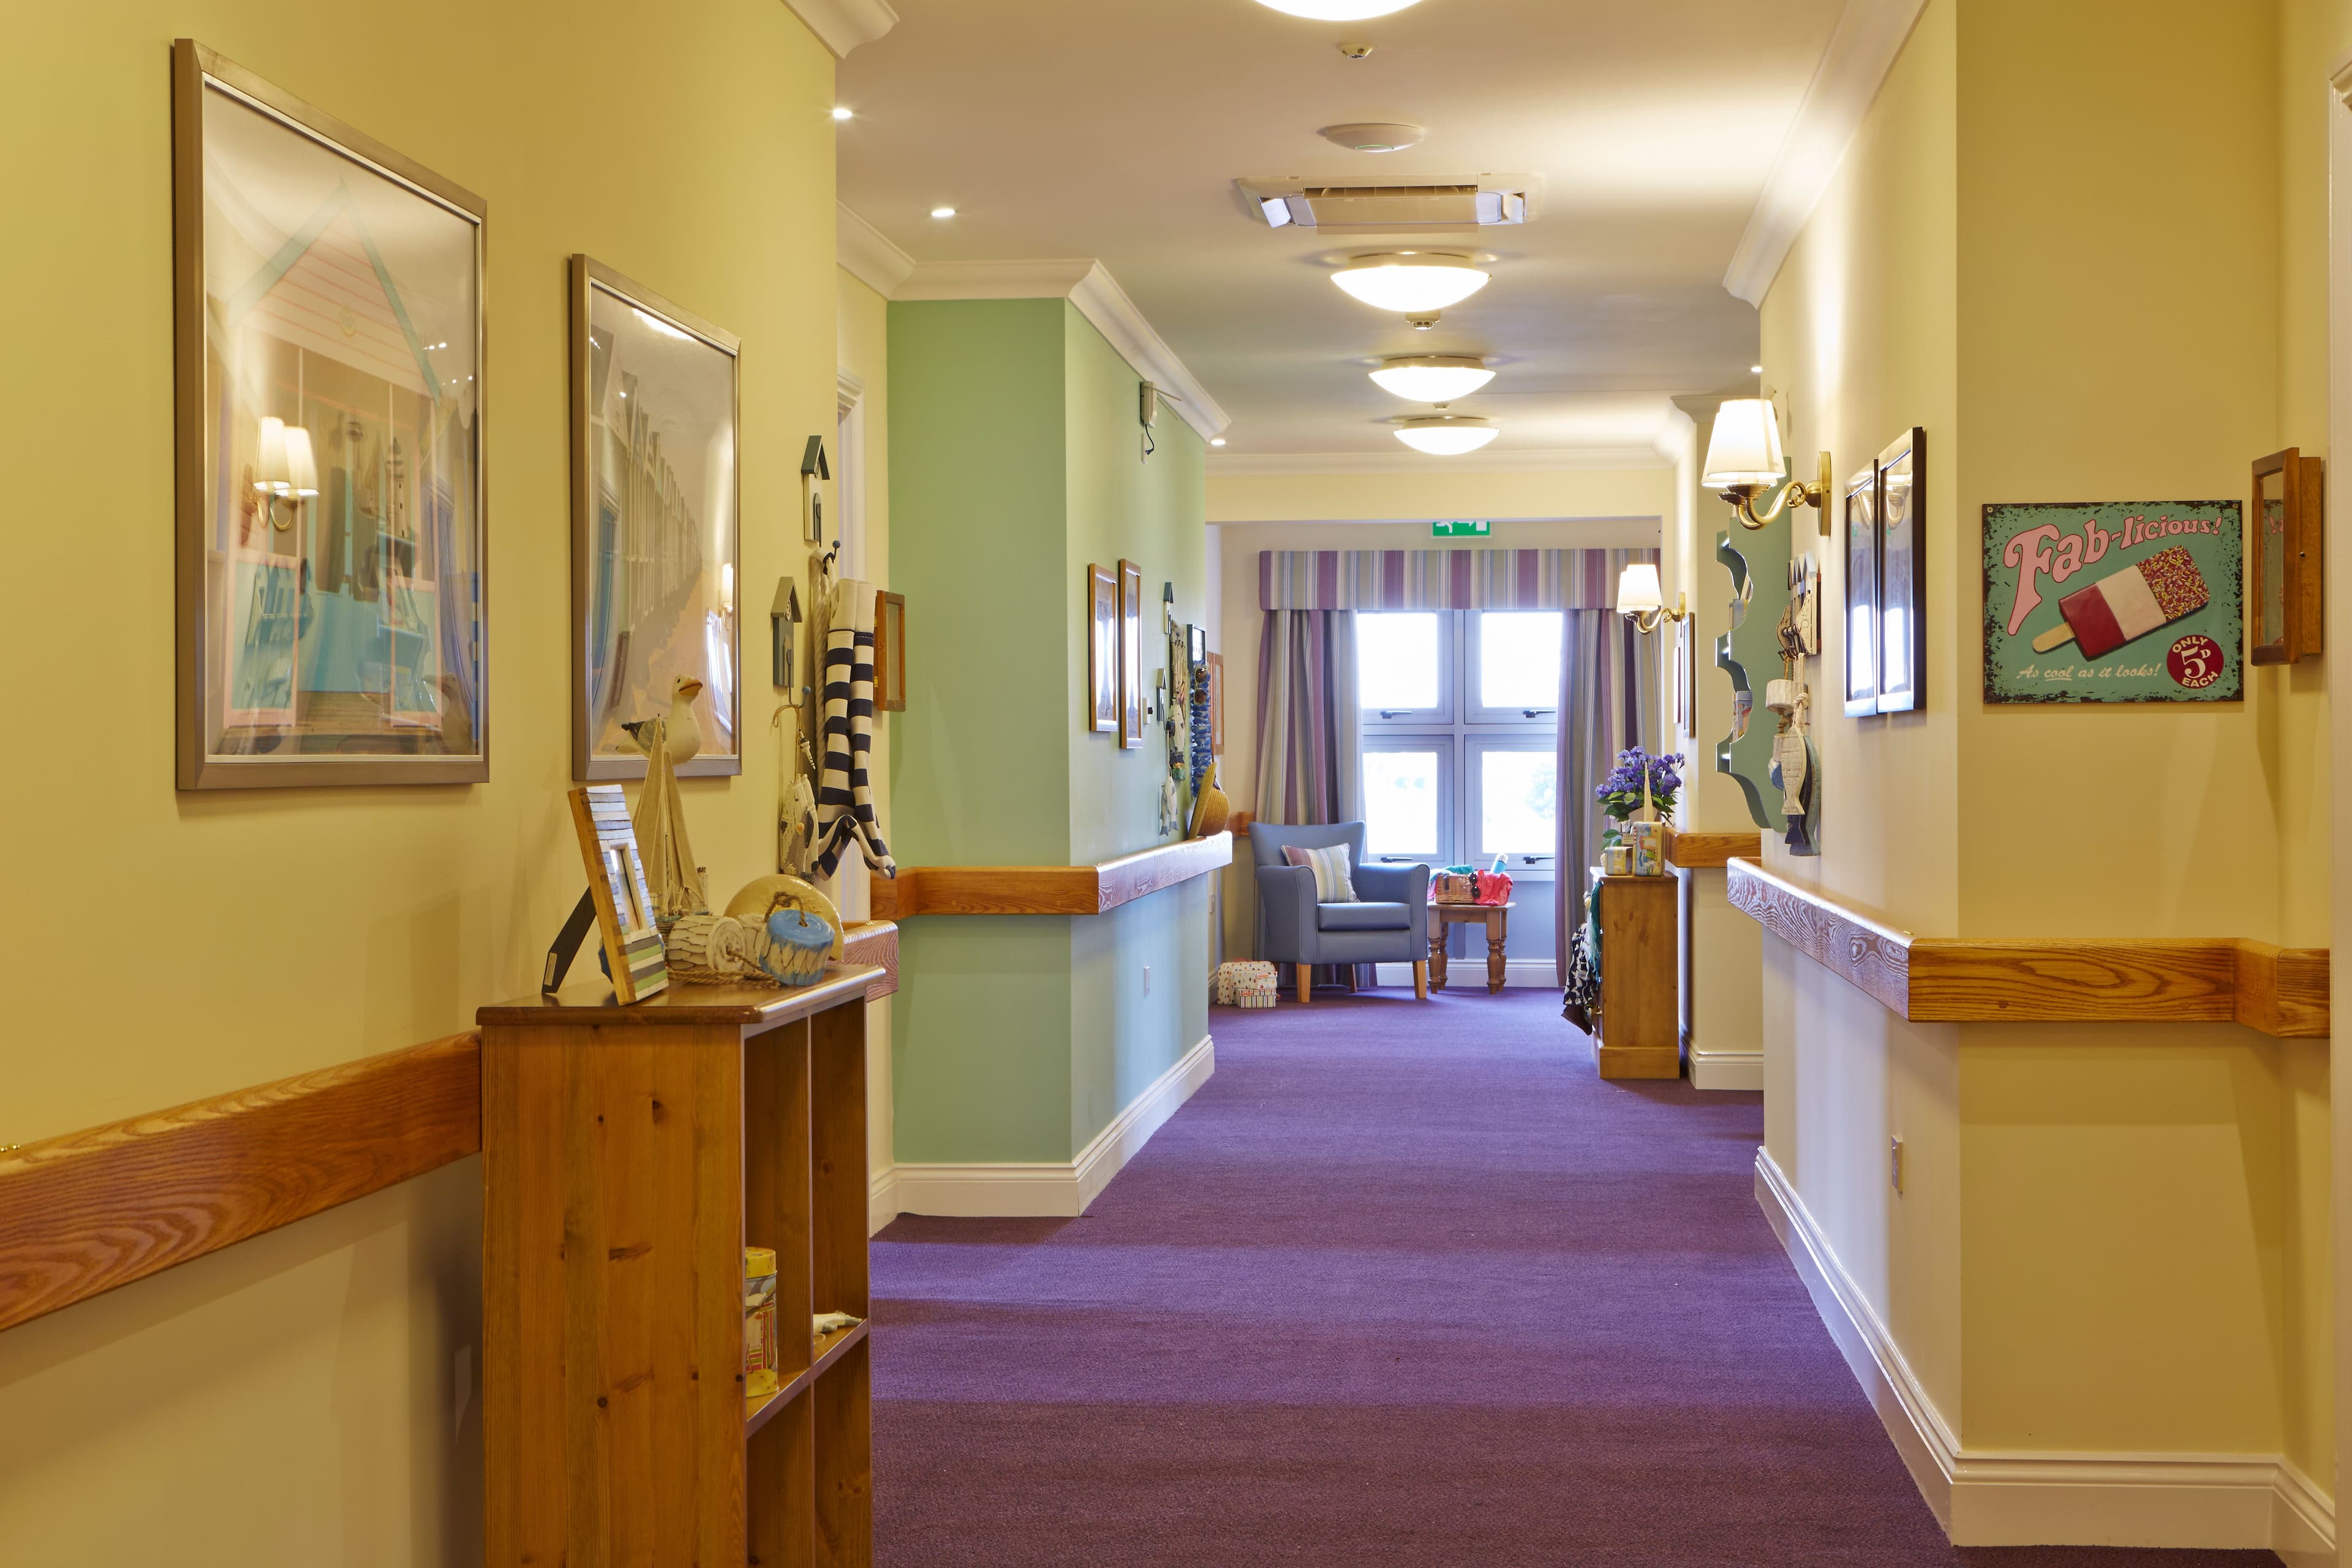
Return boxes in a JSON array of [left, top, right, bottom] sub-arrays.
[[1720, 451, 1834, 533], [1621, 594, 1690, 636]]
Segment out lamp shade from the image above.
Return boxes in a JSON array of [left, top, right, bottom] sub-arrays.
[[1254, 0, 1421, 17], [1332, 253, 1491, 314], [282, 427, 318, 497], [254, 416, 290, 492], [1702, 398, 1785, 487], [1369, 355, 1495, 402], [1616, 562, 1665, 617], [1393, 417, 1498, 456]]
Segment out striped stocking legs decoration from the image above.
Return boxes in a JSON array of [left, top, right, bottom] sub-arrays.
[[811, 579, 896, 880]]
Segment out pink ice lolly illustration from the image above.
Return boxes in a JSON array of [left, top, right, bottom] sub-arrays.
[[2030, 546, 2211, 658]]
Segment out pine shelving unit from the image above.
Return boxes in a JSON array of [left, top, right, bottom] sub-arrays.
[[479, 965, 876, 1566]]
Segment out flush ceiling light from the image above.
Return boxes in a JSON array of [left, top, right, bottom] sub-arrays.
[[1332, 252, 1490, 313], [832, 106, 855, 121], [1319, 121, 1425, 153], [930, 206, 957, 218], [1370, 355, 1493, 402], [1394, 416, 1498, 456], [1255, 0, 1423, 18]]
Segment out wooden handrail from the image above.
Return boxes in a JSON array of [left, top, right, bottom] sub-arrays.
[[1724, 857, 2328, 1038], [1663, 827, 1763, 869], [0, 1032, 482, 1333], [872, 832, 1232, 918]]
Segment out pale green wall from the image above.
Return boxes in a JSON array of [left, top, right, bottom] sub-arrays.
[[888, 298, 1210, 1167]]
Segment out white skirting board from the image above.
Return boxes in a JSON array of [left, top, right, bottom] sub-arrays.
[[1688, 1050, 1762, 1092], [1373, 959, 1558, 990], [873, 1035, 1215, 1223], [1754, 1148, 2334, 1556]]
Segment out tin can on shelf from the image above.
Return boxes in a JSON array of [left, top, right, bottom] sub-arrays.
[[744, 1246, 780, 1399], [1602, 845, 1633, 876], [1623, 820, 1665, 876]]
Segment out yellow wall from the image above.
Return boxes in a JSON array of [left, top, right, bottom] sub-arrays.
[[1752, 0, 2335, 1515], [0, 4, 840, 1559]]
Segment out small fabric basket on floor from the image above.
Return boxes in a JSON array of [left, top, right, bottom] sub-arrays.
[[1214, 960, 1280, 1009]]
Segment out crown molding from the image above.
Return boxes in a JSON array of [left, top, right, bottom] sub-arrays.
[[1722, 0, 1930, 306], [782, 0, 897, 59], [1206, 447, 1670, 478], [837, 203, 915, 297], [895, 258, 1230, 441]]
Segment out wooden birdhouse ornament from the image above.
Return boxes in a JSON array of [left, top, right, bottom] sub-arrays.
[[801, 435, 830, 543], [771, 578, 804, 702]]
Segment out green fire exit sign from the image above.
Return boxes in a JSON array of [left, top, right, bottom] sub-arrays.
[[1431, 519, 1491, 538]]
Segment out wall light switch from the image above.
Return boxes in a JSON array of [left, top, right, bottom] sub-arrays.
[[1142, 964, 1153, 996], [1890, 1137, 1905, 1195]]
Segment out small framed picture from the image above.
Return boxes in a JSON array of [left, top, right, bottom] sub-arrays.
[[2251, 447, 2324, 664], [1842, 462, 1880, 717], [568, 784, 666, 1004], [874, 589, 907, 711], [1118, 559, 1145, 748], [1673, 615, 1694, 736], [1188, 624, 1206, 665], [1875, 427, 1925, 714], [1087, 564, 1120, 732]]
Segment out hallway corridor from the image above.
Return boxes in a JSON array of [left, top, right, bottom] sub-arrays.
[[870, 992, 2275, 1567]]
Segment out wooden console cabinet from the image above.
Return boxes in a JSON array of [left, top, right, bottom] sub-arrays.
[[1591, 872, 1679, 1080], [478, 966, 878, 1566]]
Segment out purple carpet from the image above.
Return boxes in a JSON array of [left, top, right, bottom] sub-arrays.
[[872, 990, 2275, 1567]]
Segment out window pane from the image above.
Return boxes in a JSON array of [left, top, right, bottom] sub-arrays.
[[1363, 749, 1440, 854], [1480, 750, 1555, 856], [1359, 613, 1439, 711], [1479, 612, 1561, 711]]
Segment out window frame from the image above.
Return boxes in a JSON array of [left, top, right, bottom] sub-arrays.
[[1360, 610, 1563, 880], [1463, 609, 1564, 728], [1464, 734, 1559, 885], [1360, 731, 1456, 866], [1357, 611, 1455, 726]]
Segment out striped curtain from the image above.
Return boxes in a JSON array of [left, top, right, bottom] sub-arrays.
[[1556, 608, 1663, 987], [1260, 548, 1626, 611], [1254, 608, 1365, 986], [1254, 610, 1361, 826]]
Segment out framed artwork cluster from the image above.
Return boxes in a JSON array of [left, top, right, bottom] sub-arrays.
[[2251, 448, 2324, 665], [173, 40, 488, 788], [1842, 426, 1926, 717]]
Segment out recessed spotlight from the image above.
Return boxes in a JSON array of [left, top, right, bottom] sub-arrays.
[[1370, 356, 1494, 402], [1256, 0, 1421, 17], [832, 106, 855, 121], [1210, 438, 1227, 447], [930, 206, 957, 219], [1750, 364, 1763, 374], [1394, 416, 1498, 456], [1332, 252, 1490, 313]]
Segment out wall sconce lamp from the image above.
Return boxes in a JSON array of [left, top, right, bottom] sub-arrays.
[[249, 416, 318, 530], [1616, 562, 1689, 635], [1705, 398, 1829, 534]]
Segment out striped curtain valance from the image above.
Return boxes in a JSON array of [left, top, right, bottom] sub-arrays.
[[1257, 548, 1656, 611]]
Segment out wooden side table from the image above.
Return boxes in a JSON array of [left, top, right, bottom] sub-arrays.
[[1429, 900, 1512, 993]]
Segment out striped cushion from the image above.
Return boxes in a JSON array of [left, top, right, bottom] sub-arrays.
[[1282, 843, 1358, 903]]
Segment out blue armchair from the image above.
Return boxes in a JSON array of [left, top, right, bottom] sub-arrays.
[[1250, 821, 1431, 1003]]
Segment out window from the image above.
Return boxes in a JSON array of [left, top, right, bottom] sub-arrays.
[[1360, 611, 1562, 883]]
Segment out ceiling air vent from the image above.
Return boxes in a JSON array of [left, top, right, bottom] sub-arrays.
[[1237, 175, 1537, 232]]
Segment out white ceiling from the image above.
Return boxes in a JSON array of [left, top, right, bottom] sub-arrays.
[[837, 0, 1850, 466]]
